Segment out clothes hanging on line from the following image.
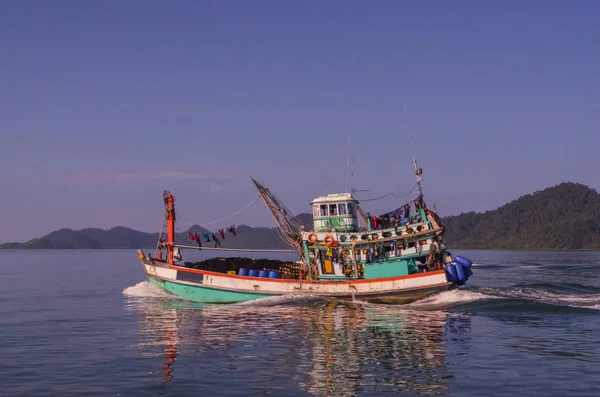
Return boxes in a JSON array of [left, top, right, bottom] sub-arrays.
[[227, 225, 236, 236], [211, 233, 221, 247]]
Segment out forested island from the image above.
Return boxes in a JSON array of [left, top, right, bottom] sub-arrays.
[[2, 182, 598, 250]]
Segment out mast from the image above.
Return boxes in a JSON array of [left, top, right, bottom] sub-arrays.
[[249, 177, 305, 258], [413, 155, 424, 198], [162, 190, 176, 265]]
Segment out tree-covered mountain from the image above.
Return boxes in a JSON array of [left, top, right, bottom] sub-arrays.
[[0, 222, 305, 250], [441, 182, 600, 249], [2, 182, 599, 250]]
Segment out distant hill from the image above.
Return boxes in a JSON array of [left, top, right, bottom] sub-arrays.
[[441, 182, 600, 249], [2, 182, 599, 250], [0, 214, 315, 250]]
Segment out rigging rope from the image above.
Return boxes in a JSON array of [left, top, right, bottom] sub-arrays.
[[173, 244, 296, 253], [356, 183, 418, 202], [178, 195, 259, 227]]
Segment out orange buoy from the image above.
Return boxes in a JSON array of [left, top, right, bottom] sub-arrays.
[[324, 234, 336, 246]]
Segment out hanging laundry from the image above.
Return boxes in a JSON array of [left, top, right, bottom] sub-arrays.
[[202, 232, 211, 243], [227, 225, 236, 237], [218, 228, 225, 239], [379, 213, 391, 229], [186, 231, 202, 250], [211, 233, 221, 247], [372, 216, 378, 229]]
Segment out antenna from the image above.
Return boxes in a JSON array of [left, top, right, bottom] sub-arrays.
[[405, 103, 413, 156], [406, 104, 424, 197], [321, 134, 327, 195], [345, 136, 351, 193]]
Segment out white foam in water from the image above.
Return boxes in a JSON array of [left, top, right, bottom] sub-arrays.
[[508, 288, 600, 310], [232, 294, 326, 307], [122, 281, 182, 299], [406, 289, 497, 310]]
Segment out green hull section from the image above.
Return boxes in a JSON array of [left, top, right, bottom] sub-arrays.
[[148, 277, 275, 303], [363, 259, 419, 279]]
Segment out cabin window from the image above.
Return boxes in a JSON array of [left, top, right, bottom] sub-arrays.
[[347, 202, 356, 216], [329, 204, 337, 216], [320, 204, 328, 216], [338, 203, 347, 215], [313, 205, 319, 217]]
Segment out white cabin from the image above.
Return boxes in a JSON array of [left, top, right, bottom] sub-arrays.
[[311, 193, 359, 233]]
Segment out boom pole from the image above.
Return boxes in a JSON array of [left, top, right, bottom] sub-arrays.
[[249, 177, 305, 259]]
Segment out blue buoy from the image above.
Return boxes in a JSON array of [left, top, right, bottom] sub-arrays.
[[465, 267, 474, 279], [258, 270, 269, 278], [455, 262, 466, 281], [248, 269, 259, 277], [268, 271, 280, 279], [446, 264, 458, 281], [455, 256, 473, 269], [238, 268, 249, 276]]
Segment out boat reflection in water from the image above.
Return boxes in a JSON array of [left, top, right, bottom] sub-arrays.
[[125, 290, 472, 395]]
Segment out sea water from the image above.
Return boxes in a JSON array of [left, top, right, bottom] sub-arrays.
[[1, 249, 600, 396]]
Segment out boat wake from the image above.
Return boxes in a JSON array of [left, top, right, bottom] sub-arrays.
[[404, 289, 496, 311], [402, 282, 600, 313], [474, 285, 600, 311], [122, 281, 184, 300], [232, 294, 331, 307], [121, 280, 600, 313]]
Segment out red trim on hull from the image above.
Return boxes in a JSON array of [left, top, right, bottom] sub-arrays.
[[163, 262, 447, 285]]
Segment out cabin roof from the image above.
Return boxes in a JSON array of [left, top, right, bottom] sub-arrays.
[[311, 192, 359, 204]]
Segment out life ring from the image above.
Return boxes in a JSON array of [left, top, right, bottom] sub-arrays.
[[372, 233, 379, 240], [307, 233, 318, 243], [324, 235, 336, 246], [417, 225, 424, 232], [350, 235, 357, 241], [406, 228, 414, 234]]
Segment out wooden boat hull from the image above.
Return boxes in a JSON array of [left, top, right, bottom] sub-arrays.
[[142, 259, 454, 304]]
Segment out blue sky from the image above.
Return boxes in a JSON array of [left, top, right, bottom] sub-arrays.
[[1, 1, 599, 242]]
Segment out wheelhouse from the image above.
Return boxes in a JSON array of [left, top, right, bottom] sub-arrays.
[[311, 193, 359, 233]]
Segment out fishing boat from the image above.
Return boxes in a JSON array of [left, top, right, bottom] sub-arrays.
[[136, 158, 474, 304]]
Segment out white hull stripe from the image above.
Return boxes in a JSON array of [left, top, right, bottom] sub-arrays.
[[144, 263, 450, 296]]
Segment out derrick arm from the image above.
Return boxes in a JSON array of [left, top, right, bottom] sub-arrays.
[[356, 205, 370, 230], [249, 177, 305, 259]]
